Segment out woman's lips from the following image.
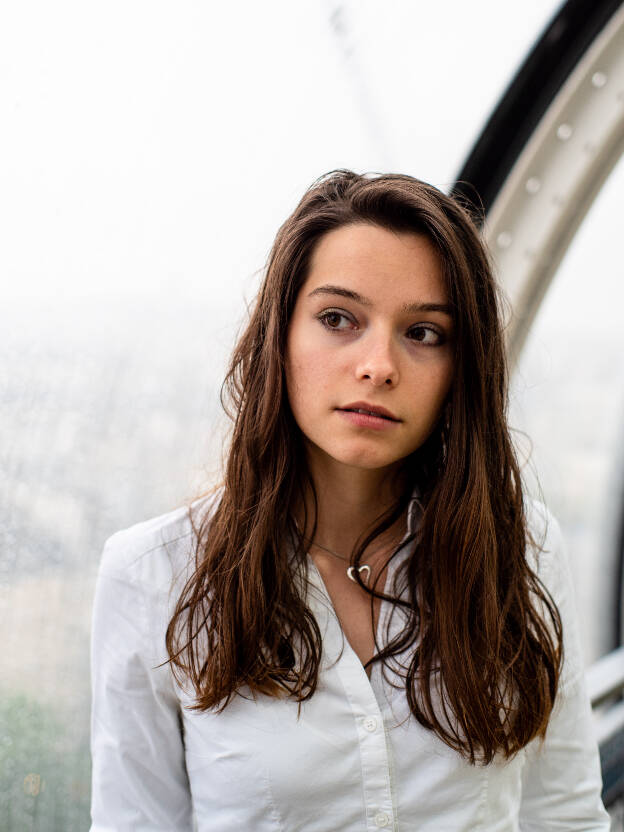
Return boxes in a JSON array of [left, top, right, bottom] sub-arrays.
[[336, 405, 401, 430], [338, 402, 400, 421]]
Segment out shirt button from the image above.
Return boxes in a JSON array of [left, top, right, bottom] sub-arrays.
[[363, 716, 378, 732], [374, 812, 390, 827]]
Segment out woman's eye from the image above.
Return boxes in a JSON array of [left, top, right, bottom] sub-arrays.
[[407, 325, 443, 345], [318, 310, 356, 331]]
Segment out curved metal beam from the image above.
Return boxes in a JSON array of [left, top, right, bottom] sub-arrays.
[[460, 3, 624, 362], [452, 0, 623, 217]]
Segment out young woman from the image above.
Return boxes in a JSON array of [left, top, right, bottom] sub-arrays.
[[90, 170, 609, 830]]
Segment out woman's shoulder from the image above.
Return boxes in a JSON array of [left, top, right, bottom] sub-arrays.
[[524, 497, 557, 539], [524, 498, 584, 690], [524, 498, 566, 579], [523, 498, 572, 603], [98, 489, 222, 593]]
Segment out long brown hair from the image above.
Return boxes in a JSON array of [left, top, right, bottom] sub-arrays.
[[166, 170, 562, 764]]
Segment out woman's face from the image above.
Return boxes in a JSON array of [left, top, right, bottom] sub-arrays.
[[285, 222, 454, 476]]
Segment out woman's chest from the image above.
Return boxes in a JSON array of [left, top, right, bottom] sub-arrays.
[[178, 596, 527, 832], [181, 673, 370, 831]]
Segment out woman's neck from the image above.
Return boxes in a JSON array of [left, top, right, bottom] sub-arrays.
[[299, 448, 407, 557]]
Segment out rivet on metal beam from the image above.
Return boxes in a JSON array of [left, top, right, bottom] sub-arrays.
[[496, 231, 512, 249], [556, 123, 573, 141], [525, 177, 541, 194], [591, 71, 607, 88]]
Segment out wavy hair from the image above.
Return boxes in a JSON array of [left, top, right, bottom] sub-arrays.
[[166, 170, 562, 764]]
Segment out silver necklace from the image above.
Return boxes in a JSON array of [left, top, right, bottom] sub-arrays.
[[309, 540, 372, 585]]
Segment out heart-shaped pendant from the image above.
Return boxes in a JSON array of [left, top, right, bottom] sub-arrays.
[[347, 564, 371, 585]]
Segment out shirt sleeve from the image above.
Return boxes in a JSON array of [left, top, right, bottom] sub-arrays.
[[518, 506, 610, 831], [90, 536, 194, 831]]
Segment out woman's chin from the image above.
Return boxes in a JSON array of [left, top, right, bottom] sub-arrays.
[[309, 444, 405, 474]]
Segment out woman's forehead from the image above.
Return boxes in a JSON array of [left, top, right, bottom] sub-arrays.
[[302, 223, 448, 306]]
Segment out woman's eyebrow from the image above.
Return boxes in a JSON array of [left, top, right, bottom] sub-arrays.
[[402, 301, 453, 316], [307, 285, 370, 304], [307, 284, 453, 316]]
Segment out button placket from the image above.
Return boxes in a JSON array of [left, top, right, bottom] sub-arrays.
[[307, 556, 397, 830], [333, 628, 395, 830]]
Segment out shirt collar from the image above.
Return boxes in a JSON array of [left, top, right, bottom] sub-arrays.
[[403, 488, 423, 541]]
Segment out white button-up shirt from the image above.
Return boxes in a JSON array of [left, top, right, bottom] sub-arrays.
[[90, 495, 610, 830]]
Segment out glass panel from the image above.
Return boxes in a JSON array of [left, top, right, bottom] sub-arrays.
[[510, 151, 624, 666], [0, 296, 225, 828]]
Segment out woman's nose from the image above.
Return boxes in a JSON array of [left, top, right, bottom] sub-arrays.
[[354, 333, 399, 387]]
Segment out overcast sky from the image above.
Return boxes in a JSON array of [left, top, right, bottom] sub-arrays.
[[2, 0, 564, 305]]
